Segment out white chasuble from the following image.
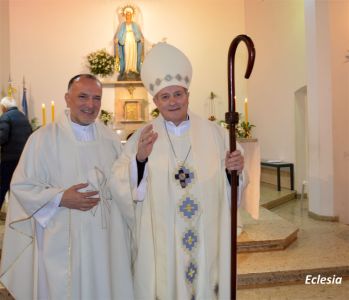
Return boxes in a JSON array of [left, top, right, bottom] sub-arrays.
[[110, 112, 247, 300], [0, 111, 133, 300], [167, 131, 208, 300]]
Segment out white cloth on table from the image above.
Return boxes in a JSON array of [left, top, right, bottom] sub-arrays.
[[239, 139, 260, 219]]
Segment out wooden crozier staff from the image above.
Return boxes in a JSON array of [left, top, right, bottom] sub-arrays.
[[225, 35, 255, 299]]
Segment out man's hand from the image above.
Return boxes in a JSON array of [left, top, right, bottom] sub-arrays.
[[60, 183, 99, 211], [225, 150, 244, 173], [136, 124, 158, 162]]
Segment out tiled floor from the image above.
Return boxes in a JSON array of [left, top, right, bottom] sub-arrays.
[[237, 280, 349, 300], [239, 200, 349, 274], [237, 184, 349, 299]]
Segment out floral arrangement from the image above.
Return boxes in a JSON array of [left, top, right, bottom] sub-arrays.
[[30, 117, 40, 131], [219, 116, 256, 138], [236, 121, 255, 138], [150, 108, 160, 118], [219, 120, 228, 129], [87, 49, 115, 77], [99, 109, 113, 125]]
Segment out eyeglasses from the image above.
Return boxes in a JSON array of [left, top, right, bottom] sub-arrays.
[[155, 90, 188, 102]]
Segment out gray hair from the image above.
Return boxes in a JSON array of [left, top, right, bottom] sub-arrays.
[[0, 97, 17, 109], [67, 74, 101, 91]]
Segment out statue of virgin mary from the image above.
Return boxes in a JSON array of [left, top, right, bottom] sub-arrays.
[[114, 5, 144, 81]]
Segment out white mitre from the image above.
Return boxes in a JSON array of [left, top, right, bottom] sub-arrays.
[[141, 42, 192, 96]]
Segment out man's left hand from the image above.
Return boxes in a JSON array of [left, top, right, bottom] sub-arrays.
[[225, 150, 244, 173]]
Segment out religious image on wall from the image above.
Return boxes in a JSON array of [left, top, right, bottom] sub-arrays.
[[124, 100, 141, 121], [114, 4, 144, 81]]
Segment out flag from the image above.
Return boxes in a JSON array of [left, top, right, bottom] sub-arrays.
[[22, 86, 28, 117]]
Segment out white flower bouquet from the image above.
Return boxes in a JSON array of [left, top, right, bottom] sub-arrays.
[[87, 49, 115, 77], [100, 109, 113, 125]]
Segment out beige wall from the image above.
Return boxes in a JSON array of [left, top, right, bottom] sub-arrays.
[[244, 0, 306, 163], [305, 0, 349, 222], [6, 0, 246, 124], [304, 0, 334, 217], [329, 1, 349, 223], [4, 0, 306, 162], [0, 0, 10, 96], [3, 0, 348, 222]]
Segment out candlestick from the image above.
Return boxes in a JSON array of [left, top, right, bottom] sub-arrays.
[[42, 103, 46, 126], [244, 98, 248, 123], [208, 91, 217, 121], [51, 101, 55, 122]]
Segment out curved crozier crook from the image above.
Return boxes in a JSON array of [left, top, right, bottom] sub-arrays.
[[228, 34, 256, 113], [227, 34, 255, 300]]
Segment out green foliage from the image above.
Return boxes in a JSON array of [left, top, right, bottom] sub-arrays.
[[87, 49, 115, 77], [150, 108, 159, 119], [30, 117, 40, 131], [99, 109, 113, 125], [236, 121, 255, 138], [219, 118, 256, 138]]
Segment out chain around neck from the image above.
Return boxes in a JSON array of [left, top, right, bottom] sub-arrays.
[[164, 121, 191, 167]]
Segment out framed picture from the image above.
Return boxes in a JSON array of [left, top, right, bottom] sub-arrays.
[[123, 100, 142, 121]]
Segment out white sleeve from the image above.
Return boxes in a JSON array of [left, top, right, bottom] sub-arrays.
[[238, 171, 248, 207], [225, 169, 248, 208], [33, 192, 63, 228], [130, 156, 148, 202]]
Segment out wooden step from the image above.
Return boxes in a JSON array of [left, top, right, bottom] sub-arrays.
[[0, 284, 14, 300]]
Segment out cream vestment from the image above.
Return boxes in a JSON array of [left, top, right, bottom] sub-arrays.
[[110, 112, 246, 300], [0, 111, 133, 300]]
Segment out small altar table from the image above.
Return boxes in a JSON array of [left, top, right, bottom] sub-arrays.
[[261, 161, 294, 191]]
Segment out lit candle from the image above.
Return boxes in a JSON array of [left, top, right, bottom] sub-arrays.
[[51, 101, 55, 122], [42, 103, 46, 126], [244, 98, 248, 123]]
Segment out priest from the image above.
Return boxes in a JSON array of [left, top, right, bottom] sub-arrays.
[[0, 74, 133, 300], [110, 43, 247, 300]]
